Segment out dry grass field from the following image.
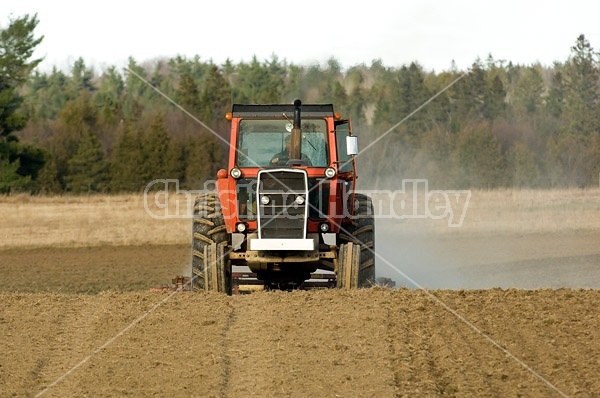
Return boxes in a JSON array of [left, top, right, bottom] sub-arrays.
[[1, 188, 599, 249], [1, 189, 599, 397], [0, 193, 190, 249], [376, 187, 600, 236]]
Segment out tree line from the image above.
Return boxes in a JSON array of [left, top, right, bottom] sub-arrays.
[[1, 14, 599, 193]]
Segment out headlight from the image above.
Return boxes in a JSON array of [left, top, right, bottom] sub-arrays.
[[325, 167, 336, 178], [260, 195, 270, 205], [236, 222, 247, 233], [294, 195, 305, 205], [230, 167, 242, 179]]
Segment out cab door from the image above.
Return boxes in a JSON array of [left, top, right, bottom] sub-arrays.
[[334, 120, 357, 220]]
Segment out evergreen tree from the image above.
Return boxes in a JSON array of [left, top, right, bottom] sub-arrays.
[[52, 89, 99, 188], [283, 64, 303, 100], [176, 73, 201, 114], [199, 65, 231, 125], [585, 133, 600, 185], [235, 56, 283, 103], [547, 35, 600, 185], [346, 84, 366, 126], [66, 130, 109, 192], [6, 37, 600, 191], [36, 155, 61, 193], [416, 127, 457, 188], [484, 74, 506, 120], [483, 55, 508, 120], [546, 133, 587, 187], [70, 57, 95, 92], [373, 62, 430, 135], [371, 64, 397, 129], [330, 80, 348, 113], [562, 34, 599, 136], [110, 122, 144, 191], [400, 62, 431, 135], [546, 66, 565, 119], [0, 14, 43, 93], [0, 14, 45, 191], [454, 122, 505, 188], [141, 113, 172, 182], [121, 57, 148, 118], [451, 60, 486, 122], [507, 141, 540, 187], [165, 136, 187, 183], [58, 89, 98, 133], [24, 68, 71, 121], [0, 158, 30, 193], [184, 133, 223, 188], [95, 66, 124, 126], [512, 66, 545, 119], [423, 72, 453, 133]]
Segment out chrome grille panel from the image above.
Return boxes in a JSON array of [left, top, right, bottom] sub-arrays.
[[256, 169, 308, 239]]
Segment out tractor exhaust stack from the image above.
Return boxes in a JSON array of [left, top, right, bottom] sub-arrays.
[[290, 99, 302, 161]]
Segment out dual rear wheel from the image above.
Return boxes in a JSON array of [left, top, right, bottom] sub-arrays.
[[191, 193, 231, 294], [337, 193, 376, 288]]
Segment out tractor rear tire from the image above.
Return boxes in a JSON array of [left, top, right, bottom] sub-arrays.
[[336, 242, 361, 289], [339, 193, 376, 287], [191, 193, 229, 293], [203, 242, 232, 294]]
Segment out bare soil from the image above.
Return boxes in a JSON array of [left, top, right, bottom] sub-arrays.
[[0, 245, 189, 294], [1, 234, 600, 397], [1, 289, 599, 397]]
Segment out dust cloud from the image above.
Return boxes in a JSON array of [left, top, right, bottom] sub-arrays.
[[373, 218, 600, 290]]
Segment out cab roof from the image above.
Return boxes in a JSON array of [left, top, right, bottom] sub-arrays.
[[232, 104, 334, 118]]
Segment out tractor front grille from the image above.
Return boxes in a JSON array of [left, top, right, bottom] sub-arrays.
[[257, 169, 308, 239]]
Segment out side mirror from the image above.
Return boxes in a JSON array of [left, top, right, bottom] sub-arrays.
[[346, 136, 358, 156]]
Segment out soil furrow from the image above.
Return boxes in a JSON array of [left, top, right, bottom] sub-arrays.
[[221, 290, 398, 397]]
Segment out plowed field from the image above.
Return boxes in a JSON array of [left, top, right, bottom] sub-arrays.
[[1, 288, 599, 397], [0, 241, 599, 397], [1, 190, 599, 397]]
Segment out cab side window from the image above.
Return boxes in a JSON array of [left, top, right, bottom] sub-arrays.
[[335, 122, 353, 173]]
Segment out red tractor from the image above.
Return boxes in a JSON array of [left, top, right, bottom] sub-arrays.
[[191, 100, 375, 293]]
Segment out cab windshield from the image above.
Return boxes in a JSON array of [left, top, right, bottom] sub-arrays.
[[236, 119, 328, 167]]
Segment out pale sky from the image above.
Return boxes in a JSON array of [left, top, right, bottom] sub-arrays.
[[3, 0, 599, 73]]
